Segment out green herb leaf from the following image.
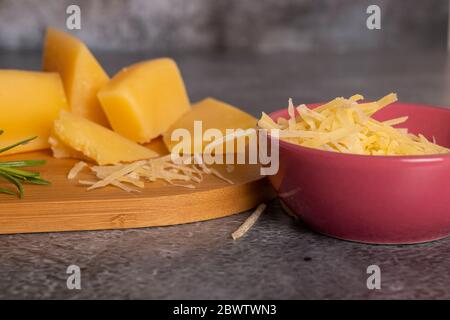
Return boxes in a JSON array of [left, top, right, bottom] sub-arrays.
[[0, 167, 41, 178], [23, 177, 50, 185], [0, 136, 37, 154], [0, 187, 15, 196], [0, 171, 24, 198], [0, 160, 46, 167], [0, 132, 49, 198]]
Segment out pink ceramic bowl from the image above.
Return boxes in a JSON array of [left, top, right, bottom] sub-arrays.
[[268, 102, 450, 244]]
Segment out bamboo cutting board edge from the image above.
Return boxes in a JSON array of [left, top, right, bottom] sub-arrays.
[[0, 151, 276, 234]]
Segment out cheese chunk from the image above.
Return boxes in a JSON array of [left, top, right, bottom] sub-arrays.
[[98, 58, 190, 143], [163, 98, 257, 153], [0, 70, 68, 155], [43, 28, 110, 126], [52, 111, 159, 165]]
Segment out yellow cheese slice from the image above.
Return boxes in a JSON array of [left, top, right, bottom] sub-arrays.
[[0, 70, 68, 155], [163, 97, 257, 153], [49, 134, 88, 161], [97, 58, 191, 143], [52, 111, 159, 165], [42, 28, 110, 126]]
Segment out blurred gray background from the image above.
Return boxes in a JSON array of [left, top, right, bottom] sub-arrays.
[[0, 0, 447, 53], [0, 0, 450, 112]]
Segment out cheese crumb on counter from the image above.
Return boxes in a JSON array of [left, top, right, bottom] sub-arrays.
[[232, 203, 267, 240]]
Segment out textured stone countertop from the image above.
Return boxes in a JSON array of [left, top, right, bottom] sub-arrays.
[[0, 50, 449, 299]]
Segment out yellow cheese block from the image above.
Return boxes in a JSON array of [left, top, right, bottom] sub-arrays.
[[52, 111, 159, 165], [43, 28, 110, 126], [162, 98, 257, 153], [98, 58, 190, 143], [0, 70, 68, 155]]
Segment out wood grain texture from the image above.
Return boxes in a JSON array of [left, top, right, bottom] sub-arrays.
[[0, 150, 275, 234]]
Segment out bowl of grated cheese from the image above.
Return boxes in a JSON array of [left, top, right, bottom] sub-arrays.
[[259, 94, 450, 244]]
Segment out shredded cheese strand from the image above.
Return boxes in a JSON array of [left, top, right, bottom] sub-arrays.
[[231, 203, 267, 240], [69, 154, 234, 193], [67, 161, 87, 179], [258, 93, 449, 156]]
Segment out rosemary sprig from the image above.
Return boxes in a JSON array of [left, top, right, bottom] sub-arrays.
[[0, 131, 50, 198]]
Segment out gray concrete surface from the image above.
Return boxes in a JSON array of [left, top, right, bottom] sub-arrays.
[[0, 50, 449, 299]]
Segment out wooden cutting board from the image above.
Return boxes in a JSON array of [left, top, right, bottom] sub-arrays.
[[0, 145, 275, 234]]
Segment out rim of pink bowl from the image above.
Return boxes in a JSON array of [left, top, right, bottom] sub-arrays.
[[267, 101, 450, 163]]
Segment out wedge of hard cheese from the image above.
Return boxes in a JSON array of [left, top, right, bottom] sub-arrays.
[[163, 98, 256, 153], [43, 28, 110, 126], [51, 111, 159, 165], [0, 70, 68, 155], [98, 58, 190, 143]]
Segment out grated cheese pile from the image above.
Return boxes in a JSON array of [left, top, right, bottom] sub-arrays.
[[68, 155, 233, 193], [258, 93, 450, 156]]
